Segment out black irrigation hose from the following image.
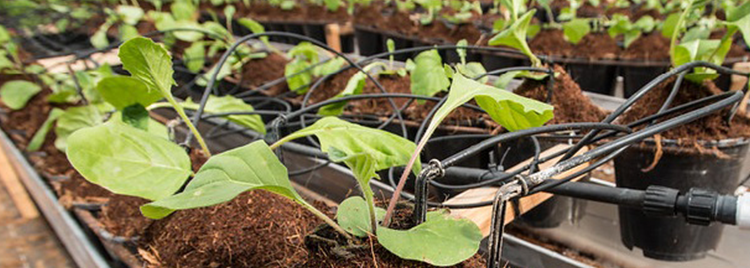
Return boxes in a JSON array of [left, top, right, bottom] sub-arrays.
[[558, 61, 750, 163], [189, 31, 402, 146]]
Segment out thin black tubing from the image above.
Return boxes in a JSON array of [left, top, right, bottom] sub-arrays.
[[559, 61, 750, 162], [189, 31, 403, 145]]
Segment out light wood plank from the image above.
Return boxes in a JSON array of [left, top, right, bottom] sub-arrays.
[[0, 141, 39, 219], [444, 144, 589, 236]]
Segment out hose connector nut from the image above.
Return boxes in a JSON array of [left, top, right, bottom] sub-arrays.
[[643, 186, 679, 217], [685, 188, 719, 226]]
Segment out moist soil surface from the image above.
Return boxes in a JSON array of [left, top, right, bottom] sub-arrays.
[[621, 33, 671, 60], [239, 52, 291, 96], [618, 77, 750, 143], [305, 68, 487, 126], [514, 65, 607, 125]]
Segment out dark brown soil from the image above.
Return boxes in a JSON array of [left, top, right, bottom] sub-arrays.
[[571, 32, 619, 59], [307, 69, 487, 125], [530, 29, 574, 57], [618, 77, 750, 142], [101, 195, 151, 238], [354, 3, 419, 36], [140, 190, 328, 267], [236, 2, 351, 24], [240, 53, 290, 96], [515, 65, 607, 124], [621, 33, 671, 60]]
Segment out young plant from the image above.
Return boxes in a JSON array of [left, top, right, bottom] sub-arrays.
[[135, 116, 481, 266], [90, 5, 146, 48], [608, 14, 657, 48], [284, 42, 347, 94]]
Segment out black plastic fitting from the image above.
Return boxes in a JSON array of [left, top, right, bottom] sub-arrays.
[[675, 188, 738, 226]]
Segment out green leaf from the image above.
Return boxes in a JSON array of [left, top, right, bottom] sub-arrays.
[[318, 62, 386, 116], [410, 49, 450, 99], [0, 80, 41, 110], [456, 62, 488, 84], [324, 0, 341, 12], [661, 13, 680, 38], [119, 37, 176, 97], [96, 76, 163, 110], [727, 1, 750, 22], [183, 41, 205, 73], [27, 108, 64, 152], [378, 210, 482, 266], [116, 5, 144, 25], [66, 120, 191, 201], [488, 10, 539, 66], [456, 39, 468, 64], [0, 25, 10, 44], [119, 24, 140, 42], [54, 105, 106, 151], [90, 23, 111, 49], [562, 18, 591, 45], [278, 117, 420, 176], [337, 196, 385, 237], [155, 17, 205, 42], [170, 1, 196, 21], [122, 104, 150, 130], [435, 73, 553, 132], [634, 16, 656, 32], [237, 18, 269, 46], [724, 10, 750, 53], [181, 95, 266, 134], [140, 140, 301, 219], [285, 58, 313, 93], [312, 57, 347, 77]]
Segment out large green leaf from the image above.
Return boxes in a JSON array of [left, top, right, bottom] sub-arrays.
[[410, 49, 450, 99], [54, 105, 106, 151], [435, 73, 553, 132], [488, 10, 539, 66], [0, 80, 41, 110], [118, 37, 176, 96], [27, 108, 64, 152], [337, 196, 385, 237], [181, 95, 266, 134], [318, 62, 386, 116], [66, 120, 191, 200], [140, 140, 302, 219], [562, 18, 591, 44], [96, 76, 163, 110], [276, 117, 420, 176], [378, 210, 482, 266]]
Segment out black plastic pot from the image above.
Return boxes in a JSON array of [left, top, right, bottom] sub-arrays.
[[354, 26, 382, 56], [621, 65, 669, 98], [613, 138, 750, 261], [565, 63, 617, 95]]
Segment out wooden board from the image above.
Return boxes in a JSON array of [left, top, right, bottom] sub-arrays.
[[0, 140, 39, 219], [443, 144, 590, 236], [37, 49, 121, 73]]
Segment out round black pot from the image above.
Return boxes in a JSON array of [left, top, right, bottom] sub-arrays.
[[621, 65, 669, 98], [613, 138, 750, 261]]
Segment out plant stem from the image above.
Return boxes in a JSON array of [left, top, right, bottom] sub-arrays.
[[360, 182, 379, 235], [302, 201, 353, 240], [670, 0, 695, 66], [164, 94, 212, 157], [382, 128, 433, 226]]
